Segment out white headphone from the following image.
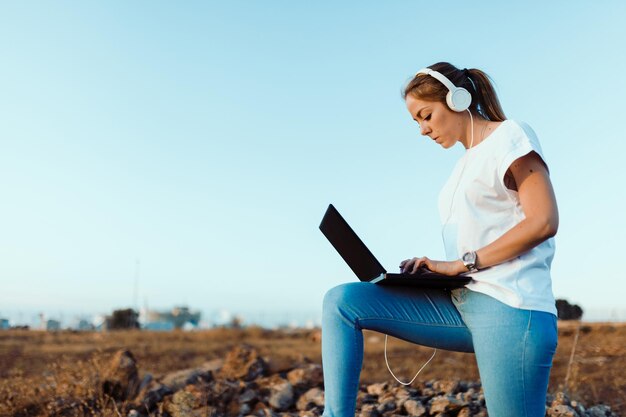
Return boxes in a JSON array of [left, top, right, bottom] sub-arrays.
[[415, 68, 472, 112]]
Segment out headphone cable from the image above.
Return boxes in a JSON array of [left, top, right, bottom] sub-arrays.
[[383, 335, 437, 386]]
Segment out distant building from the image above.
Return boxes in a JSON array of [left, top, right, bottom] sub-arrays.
[[46, 319, 61, 331], [140, 306, 201, 330], [0, 318, 9, 330], [75, 319, 94, 331]]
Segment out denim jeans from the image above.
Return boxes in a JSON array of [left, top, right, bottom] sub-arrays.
[[321, 282, 557, 417]]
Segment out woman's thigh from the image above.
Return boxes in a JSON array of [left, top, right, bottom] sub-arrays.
[[323, 282, 474, 352], [452, 289, 558, 417]]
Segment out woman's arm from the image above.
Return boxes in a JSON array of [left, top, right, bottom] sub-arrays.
[[400, 151, 559, 275]]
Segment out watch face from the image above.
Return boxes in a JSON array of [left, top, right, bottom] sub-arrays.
[[463, 252, 476, 264]]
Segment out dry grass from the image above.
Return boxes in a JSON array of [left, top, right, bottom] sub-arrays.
[[1, 322, 624, 416]]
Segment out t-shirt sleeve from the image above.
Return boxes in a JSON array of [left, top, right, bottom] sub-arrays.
[[497, 121, 548, 186]]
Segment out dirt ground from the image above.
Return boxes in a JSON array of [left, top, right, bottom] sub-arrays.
[[0, 321, 624, 416]]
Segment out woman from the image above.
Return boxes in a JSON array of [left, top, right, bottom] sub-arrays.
[[321, 62, 559, 417]]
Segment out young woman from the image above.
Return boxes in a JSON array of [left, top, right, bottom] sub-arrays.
[[321, 62, 559, 417]]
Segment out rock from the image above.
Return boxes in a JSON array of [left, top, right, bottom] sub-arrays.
[[547, 404, 579, 417], [252, 403, 280, 417], [296, 388, 325, 411], [137, 373, 153, 395], [376, 399, 396, 414], [208, 379, 242, 406], [165, 390, 198, 417], [102, 350, 140, 401], [433, 380, 461, 395], [298, 410, 322, 417], [457, 408, 472, 417], [586, 405, 615, 417], [195, 406, 219, 417], [552, 392, 572, 407], [287, 364, 324, 388], [366, 382, 389, 396], [240, 388, 260, 404], [137, 383, 174, 411], [220, 345, 268, 381], [360, 404, 381, 417], [462, 388, 477, 402], [358, 391, 379, 405], [403, 399, 427, 417], [160, 360, 220, 391], [429, 395, 466, 414], [268, 378, 294, 411]]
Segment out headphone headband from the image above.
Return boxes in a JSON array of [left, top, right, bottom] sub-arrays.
[[414, 68, 472, 112]]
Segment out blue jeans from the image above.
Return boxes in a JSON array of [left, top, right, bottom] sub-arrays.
[[321, 282, 557, 417]]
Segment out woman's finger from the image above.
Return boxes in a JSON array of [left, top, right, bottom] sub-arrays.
[[410, 257, 427, 274]]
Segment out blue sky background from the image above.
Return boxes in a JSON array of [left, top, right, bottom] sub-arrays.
[[1, 1, 625, 325]]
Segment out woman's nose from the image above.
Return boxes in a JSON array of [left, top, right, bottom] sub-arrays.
[[420, 122, 431, 136]]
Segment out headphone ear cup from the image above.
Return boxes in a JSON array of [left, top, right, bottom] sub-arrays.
[[446, 87, 472, 112]]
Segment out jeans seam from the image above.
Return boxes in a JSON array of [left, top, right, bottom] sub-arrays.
[[359, 316, 466, 328], [350, 319, 361, 414], [522, 310, 532, 417]]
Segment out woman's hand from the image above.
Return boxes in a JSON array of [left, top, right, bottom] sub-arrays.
[[399, 256, 466, 276]]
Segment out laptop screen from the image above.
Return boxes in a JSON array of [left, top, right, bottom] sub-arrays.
[[319, 204, 387, 281]]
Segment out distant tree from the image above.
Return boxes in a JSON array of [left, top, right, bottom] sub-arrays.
[[555, 299, 583, 320], [109, 309, 140, 330]]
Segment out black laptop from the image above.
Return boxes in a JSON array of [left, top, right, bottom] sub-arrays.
[[319, 204, 471, 289]]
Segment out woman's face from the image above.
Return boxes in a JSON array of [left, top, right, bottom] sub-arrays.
[[405, 95, 465, 149]]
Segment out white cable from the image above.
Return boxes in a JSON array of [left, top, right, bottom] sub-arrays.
[[467, 109, 474, 149], [442, 110, 475, 230], [386, 111, 472, 386], [383, 335, 437, 386]]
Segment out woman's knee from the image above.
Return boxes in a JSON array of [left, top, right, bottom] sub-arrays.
[[322, 282, 369, 313]]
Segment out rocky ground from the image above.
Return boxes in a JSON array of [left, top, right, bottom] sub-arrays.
[[1, 324, 623, 417], [39, 345, 618, 417]]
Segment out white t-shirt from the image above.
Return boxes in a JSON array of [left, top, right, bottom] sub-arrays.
[[439, 119, 557, 316]]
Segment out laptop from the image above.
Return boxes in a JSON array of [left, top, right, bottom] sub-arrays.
[[319, 204, 471, 289]]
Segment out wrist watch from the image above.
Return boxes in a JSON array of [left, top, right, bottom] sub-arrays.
[[462, 251, 479, 272]]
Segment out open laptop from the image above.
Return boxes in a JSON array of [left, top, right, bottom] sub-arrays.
[[319, 204, 471, 289]]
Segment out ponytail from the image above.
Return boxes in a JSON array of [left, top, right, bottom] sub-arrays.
[[466, 68, 506, 121]]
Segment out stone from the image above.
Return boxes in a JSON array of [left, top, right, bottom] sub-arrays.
[[457, 408, 472, 417], [403, 399, 427, 417], [240, 388, 260, 404], [220, 345, 268, 381], [137, 383, 174, 411], [359, 404, 381, 417], [586, 405, 614, 417], [137, 373, 153, 395], [287, 364, 324, 388], [433, 380, 461, 395], [296, 388, 325, 411], [268, 378, 294, 411], [462, 388, 477, 402], [102, 350, 140, 401], [165, 390, 198, 417], [551, 392, 572, 407], [366, 382, 389, 396], [429, 395, 466, 414], [547, 404, 579, 417], [160, 362, 217, 391], [376, 399, 396, 414]]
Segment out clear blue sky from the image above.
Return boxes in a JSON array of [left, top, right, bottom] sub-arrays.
[[1, 1, 625, 323]]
